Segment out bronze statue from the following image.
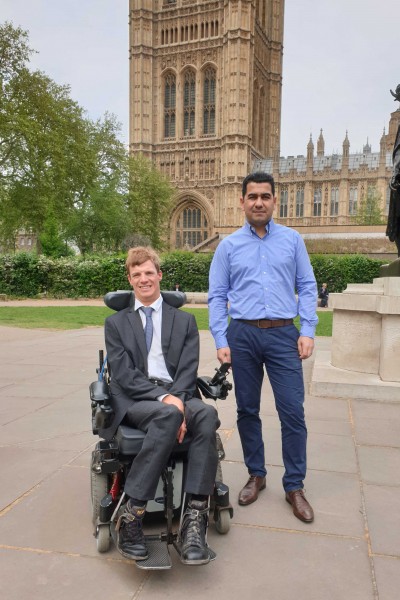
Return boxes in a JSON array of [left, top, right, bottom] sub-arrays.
[[386, 121, 400, 257], [390, 84, 400, 103]]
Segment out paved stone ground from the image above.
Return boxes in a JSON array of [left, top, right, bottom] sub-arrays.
[[0, 320, 398, 599]]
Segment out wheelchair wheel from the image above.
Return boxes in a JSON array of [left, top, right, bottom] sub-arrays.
[[90, 467, 109, 525], [214, 508, 230, 534], [96, 524, 111, 553]]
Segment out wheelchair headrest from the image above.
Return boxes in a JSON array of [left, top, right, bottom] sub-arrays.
[[104, 290, 187, 311]]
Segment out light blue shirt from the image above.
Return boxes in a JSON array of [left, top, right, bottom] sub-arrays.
[[208, 219, 318, 349]]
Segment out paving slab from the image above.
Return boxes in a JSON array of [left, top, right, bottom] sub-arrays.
[[222, 461, 365, 538], [0, 548, 146, 600], [363, 484, 400, 557], [351, 399, 400, 448], [139, 526, 374, 600], [358, 446, 400, 486], [0, 326, 397, 599], [373, 557, 400, 600]]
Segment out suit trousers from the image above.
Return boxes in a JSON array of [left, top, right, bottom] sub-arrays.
[[227, 319, 307, 492], [123, 397, 219, 501]]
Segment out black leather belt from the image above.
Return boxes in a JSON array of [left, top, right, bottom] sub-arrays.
[[149, 378, 172, 388], [239, 318, 293, 329]]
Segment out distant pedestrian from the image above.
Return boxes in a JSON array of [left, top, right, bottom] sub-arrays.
[[318, 283, 329, 308]]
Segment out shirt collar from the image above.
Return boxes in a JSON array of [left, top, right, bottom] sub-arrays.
[[135, 295, 163, 313], [245, 218, 275, 236]]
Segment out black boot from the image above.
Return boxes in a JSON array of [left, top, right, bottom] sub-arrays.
[[116, 500, 148, 560], [180, 499, 210, 565]]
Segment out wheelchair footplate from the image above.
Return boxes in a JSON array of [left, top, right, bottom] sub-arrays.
[[110, 525, 172, 570], [136, 537, 172, 570]]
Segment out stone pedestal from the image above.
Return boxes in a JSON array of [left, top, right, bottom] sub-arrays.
[[311, 277, 400, 400]]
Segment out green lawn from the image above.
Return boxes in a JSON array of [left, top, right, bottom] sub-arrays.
[[0, 306, 333, 335]]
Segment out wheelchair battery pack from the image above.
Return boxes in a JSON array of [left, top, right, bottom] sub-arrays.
[[214, 481, 230, 508], [92, 440, 119, 474], [99, 493, 114, 522]]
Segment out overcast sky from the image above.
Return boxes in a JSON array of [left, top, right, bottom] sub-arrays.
[[2, 0, 399, 157]]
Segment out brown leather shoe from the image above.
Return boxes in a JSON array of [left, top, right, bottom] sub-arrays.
[[285, 489, 314, 523], [238, 475, 266, 506]]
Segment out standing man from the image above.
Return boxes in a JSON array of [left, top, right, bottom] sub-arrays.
[[208, 172, 318, 523], [103, 246, 219, 564]]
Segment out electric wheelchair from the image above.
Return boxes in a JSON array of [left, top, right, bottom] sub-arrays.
[[89, 290, 233, 569]]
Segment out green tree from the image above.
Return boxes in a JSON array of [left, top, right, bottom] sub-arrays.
[[39, 211, 73, 258], [0, 22, 117, 251], [0, 23, 176, 254], [127, 154, 174, 250], [354, 187, 385, 225], [65, 115, 130, 254]]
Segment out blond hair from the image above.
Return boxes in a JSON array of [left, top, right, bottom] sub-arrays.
[[125, 246, 161, 274]]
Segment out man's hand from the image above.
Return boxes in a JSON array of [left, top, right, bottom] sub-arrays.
[[217, 347, 231, 364], [177, 419, 187, 443], [162, 395, 186, 442], [162, 394, 184, 413], [298, 336, 314, 360]]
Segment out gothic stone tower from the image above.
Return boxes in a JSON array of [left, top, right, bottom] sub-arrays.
[[129, 0, 284, 249]]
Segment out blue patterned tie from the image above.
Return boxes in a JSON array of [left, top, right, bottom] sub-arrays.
[[140, 306, 154, 353]]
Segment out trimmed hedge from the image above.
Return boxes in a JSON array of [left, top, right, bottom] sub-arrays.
[[310, 254, 387, 292], [159, 251, 213, 292], [0, 254, 127, 298], [0, 252, 388, 298]]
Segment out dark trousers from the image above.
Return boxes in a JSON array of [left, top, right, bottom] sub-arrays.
[[123, 397, 219, 501], [227, 319, 307, 492]]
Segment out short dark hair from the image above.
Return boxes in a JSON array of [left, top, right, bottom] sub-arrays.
[[242, 172, 275, 197]]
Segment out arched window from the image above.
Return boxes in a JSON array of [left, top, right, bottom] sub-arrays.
[[279, 187, 288, 218], [183, 70, 196, 137], [203, 68, 216, 135], [252, 80, 259, 149], [175, 205, 208, 248], [349, 187, 358, 215], [259, 87, 265, 154], [330, 187, 339, 216], [313, 188, 322, 216], [164, 73, 176, 138], [296, 187, 304, 217]]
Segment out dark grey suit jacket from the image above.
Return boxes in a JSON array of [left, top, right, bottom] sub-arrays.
[[99, 301, 199, 440]]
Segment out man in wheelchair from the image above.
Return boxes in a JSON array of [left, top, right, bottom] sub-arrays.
[[100, 246, 219, 566]]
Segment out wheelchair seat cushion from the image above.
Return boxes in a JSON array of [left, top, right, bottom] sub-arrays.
[[116, 424, 192, 456]]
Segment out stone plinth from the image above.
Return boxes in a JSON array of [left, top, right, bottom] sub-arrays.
[[311, 277, 400, 400]]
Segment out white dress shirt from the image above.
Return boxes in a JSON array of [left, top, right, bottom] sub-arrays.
[[135, 296, 173, 391]]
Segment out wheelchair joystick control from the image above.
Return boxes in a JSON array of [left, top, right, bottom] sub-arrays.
[[196, 363, 232, 401]]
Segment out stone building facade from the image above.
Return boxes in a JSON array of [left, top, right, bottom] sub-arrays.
[[129, 0, 285, 249], [255, 110, 400, 235]]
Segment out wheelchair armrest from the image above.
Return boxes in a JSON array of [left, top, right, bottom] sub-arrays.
[[197, 363, 232, 401], [197, 375, 232, 401], [90, 381, 114, 435], [90, 380, 111, 404]]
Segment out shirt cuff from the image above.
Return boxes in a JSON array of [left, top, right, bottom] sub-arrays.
[[157, 394, 168, 402], [214, 335, 228, 349], [299, 325, 315, 339]]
